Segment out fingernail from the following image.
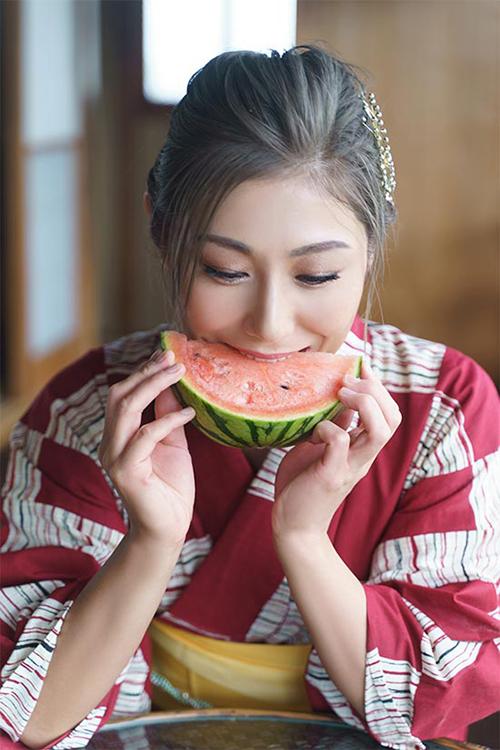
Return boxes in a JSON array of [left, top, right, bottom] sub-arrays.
[[344, 374, 359, 384], [181, 406, 195, 416]]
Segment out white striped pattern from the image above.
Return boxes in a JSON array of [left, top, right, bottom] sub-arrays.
[[0, 600, 72, 740], [112, 649, 151, 717], [2, 497, 124, 565], [1, 597, 71, 682], [1, 431, 43, 550], [403, 599, 482, 681], [0, 580, 64, 634], [3, 421, 44, 474], [368, 323, 445, 394], [0, 594, 150, 743], [370, 449, 500, 588], [336, 326, 370, 358], [47, 379, 107, 457], [469, 452, 500, 532], [368, 528, 498, 588], [364, 649, 423, 750], [246, 579, 310, 644], [403, 391, 474, 491], [247, 447, 292, 502], [104, 325, 163, 375], [157, 535, 213, 612], [52, 706, 108, 749], [1, 321, 496, 748], [305, 649, 364, 730]]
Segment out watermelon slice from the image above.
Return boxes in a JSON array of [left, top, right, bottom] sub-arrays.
[[160, 331, 362, 448]]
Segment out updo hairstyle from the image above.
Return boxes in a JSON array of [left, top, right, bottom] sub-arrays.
[[146, 44, 396, 330]]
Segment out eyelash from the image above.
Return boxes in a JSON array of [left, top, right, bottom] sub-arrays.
[[202, 265, 340, 286]]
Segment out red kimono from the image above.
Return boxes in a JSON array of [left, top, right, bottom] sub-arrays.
[[1, 316, 499, 749]]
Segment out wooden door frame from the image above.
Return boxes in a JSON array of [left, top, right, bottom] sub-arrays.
[[1, 0, 97, 447]]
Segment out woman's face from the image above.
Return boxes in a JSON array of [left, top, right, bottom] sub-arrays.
[[184, 175, 369, 357]]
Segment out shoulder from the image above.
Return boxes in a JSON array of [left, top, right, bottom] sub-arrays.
[[18, 324, 168, 456], [368, 320, 499, 461], [101, 323, 168, 384], [368, 320, 497, 400]]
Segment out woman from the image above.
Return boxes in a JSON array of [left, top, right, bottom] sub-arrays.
[[1, 46, 498, 749]]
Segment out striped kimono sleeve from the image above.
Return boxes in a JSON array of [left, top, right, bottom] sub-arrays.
[[360, 353, 500, 747], [0, 353, 151, 747]]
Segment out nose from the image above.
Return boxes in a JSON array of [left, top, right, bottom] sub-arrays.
[[243, 276, 295, 345]]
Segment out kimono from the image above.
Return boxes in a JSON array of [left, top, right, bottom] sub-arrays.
[[1, 315, 499, 749]]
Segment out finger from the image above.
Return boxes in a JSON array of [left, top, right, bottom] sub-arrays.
[[104, 362, 186, 463], [155, 377, 185, 419], [118, 407, 196, 466], [103, 349, 174, 442], [110, 348, 175, 403], [309, 420, 351, 483], [337, 386, 392, 464], [342, 363, 401, 430]]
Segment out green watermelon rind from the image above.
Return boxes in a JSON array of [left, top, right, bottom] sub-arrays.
[[160, 330, 362, 449]]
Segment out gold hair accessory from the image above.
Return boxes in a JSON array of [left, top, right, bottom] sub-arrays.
[[360, 91, 396, 207]]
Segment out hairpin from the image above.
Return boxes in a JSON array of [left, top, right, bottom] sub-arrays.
[[360, 91, 396, 207]]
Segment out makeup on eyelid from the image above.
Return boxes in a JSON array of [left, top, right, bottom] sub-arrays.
[[200, 262, 341, 286], [200, 253, 344, 277]]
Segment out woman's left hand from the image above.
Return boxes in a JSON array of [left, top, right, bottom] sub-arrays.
[[272, 360, 402, 540]]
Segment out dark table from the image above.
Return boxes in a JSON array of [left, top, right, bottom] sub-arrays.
[[87, 709, 491, 750]]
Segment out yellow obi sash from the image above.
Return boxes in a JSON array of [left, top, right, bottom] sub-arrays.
[[148, 618, 312, 712]]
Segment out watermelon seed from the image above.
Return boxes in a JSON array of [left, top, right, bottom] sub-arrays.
[[280, 384, 290, 389]]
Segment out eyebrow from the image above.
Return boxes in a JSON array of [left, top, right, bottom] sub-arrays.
[[201, 233, 351, 257]]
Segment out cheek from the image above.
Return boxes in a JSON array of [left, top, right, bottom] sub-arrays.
[[308, 278, 363, 323], [305, 278, 364, 350], [185, 280, 243, 336]]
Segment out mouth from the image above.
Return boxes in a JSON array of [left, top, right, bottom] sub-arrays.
[[231, 345, 312, 362], [200, 338, 313, 361]]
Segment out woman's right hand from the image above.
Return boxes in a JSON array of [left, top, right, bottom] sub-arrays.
[[98, 348, 196, 547]]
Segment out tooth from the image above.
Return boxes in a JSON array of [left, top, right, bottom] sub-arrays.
[[244, 354, 289, 362]]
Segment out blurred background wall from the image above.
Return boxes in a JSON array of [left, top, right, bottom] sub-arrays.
[[1, 0, 499, 742]]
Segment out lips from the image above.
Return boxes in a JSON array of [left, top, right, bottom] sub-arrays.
[[233, 346, 311, 361], [200, 338, 313, 361]]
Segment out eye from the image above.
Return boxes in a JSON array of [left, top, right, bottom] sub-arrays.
[[202, 265, 248, 283], [202, 265, 340, 286], [296, 273, 340, 286]]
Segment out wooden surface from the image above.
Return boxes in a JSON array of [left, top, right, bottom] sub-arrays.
[[297, 0, 500, 383]]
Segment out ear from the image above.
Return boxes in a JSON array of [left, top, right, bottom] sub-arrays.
[[143, 191, 153, 219]]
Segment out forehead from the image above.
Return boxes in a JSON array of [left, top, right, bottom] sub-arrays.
[[207, 175, 367, 252]]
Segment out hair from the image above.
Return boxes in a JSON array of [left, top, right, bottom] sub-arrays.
[[146, 44, 397, 332]]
